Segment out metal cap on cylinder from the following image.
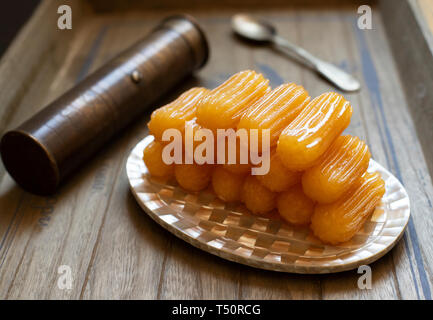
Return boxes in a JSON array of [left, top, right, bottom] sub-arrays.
[[0, 15, 209, 195]]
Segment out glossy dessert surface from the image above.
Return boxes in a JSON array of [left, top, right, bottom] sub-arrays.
[[196, 70, 270, 130], [148, 87, 209, 141], [238, 83, 310, 149], [302, 135, 371, 203], [311, 172, 386, 244], [277, 92, 352, 171]]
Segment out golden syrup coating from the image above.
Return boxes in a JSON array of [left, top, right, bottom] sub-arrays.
[[277, 92, 353, 171], [302, 135, 370, 203], [238, 83, 310, 149], [148, 87, 209, 141], [196, 70, 270, 130], [277, 185, 315, 225], [311, 172, 386, 244], [256, 151, 302, 192], [174, 164, 212, 192], [212, 166, 245, 202], [142, 139, 174, 177], [241, 175, 276, 215]]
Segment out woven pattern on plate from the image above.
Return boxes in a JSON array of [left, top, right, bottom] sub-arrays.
[[126, 135, 410, 274]]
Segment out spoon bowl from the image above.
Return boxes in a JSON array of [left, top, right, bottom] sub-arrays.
[[232, 14, 276, 42]]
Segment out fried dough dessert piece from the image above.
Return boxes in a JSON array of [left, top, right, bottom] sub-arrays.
[[212, 166, 245, 202], [302, 135, 370, 203], [241, 175, 276, 215], [238, 83, 310, 149], [256, 151, 302, 192], [277, 92, 352, 171], [174, 163, 212, 192], [142, 139, 174, 177], [148, 87, 209, 141], [311, 172, 385, 244], [196, 70, 270, 130], [277, 185, 315, 225]]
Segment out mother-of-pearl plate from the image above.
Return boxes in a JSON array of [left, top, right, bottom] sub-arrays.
[[126, 135, 410, 274]]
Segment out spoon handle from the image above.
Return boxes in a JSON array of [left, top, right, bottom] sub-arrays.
[[272, 35, 361, 92]]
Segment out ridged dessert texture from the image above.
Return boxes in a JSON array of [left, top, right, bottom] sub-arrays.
[[302, 135, 371, 203], [196, 70, 270, 130], [238, 83, 310, 149], [311, 172, 386, 244], [148, 87, 209, 141], [277, 92, 353, 171], [143, 70, 385, 245]]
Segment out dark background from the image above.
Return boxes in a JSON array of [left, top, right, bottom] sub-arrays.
[[0, 1, 40, 58]]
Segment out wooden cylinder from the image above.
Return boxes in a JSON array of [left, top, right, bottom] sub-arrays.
[[0, 15, 209, 195]]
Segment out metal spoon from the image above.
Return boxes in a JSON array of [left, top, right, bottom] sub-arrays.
[[232, 14, 361, 92]]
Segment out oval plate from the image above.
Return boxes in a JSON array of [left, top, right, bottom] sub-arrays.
[[126, 135, 410, 274]]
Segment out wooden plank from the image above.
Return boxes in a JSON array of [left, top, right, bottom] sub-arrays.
[[381, 0, 433, 178], [79, 124, 171, 299], [0, 0, 88, 137], [379, 0, 433, 300], [355, 5, 433, 300], [158, 240, 241, 299]]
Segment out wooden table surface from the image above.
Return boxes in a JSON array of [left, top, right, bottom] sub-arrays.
[[0, 0, 432, 299]]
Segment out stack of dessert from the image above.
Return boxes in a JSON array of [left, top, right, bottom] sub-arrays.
[[143, 70, 385, 245]]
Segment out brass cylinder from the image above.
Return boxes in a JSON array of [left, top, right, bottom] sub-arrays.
[[0, 15, 209, 195]]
